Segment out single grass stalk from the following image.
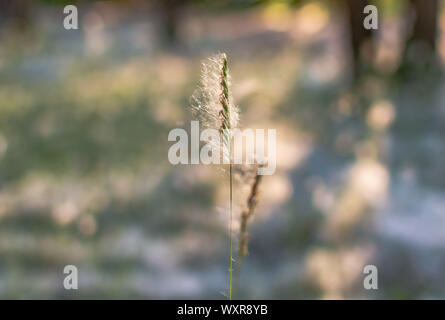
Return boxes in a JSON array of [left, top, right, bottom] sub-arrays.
[[191, 53, 239, 299], [229, 161, 233, 299], [220, 54, 234, 300]]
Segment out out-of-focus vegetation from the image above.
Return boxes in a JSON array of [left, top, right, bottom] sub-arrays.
[[0, 0, 445, 299]]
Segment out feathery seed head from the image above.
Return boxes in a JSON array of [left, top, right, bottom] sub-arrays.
[[191, 53, 239, 163]]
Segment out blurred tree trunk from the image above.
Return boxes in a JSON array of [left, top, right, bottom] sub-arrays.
[[158, 0, 184, 45], [409, 0, 438, 50], [0, 0, 32, 32], [398, 0, 438, 74], [345, 0, 373, 76]]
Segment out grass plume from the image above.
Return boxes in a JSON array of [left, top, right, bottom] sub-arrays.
[[191, 53, 239, 299], [191, 53, 239, 164]]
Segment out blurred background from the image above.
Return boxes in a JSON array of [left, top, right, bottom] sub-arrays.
[[0, 0, 445, 299]]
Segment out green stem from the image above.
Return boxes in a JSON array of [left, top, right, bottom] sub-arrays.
[[229, 162, 233, 300]]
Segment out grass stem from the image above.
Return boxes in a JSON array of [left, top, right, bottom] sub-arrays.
[[229, 162, 233, 300]]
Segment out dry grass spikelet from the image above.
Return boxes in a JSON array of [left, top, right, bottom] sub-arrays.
[[191, 53, 239, 163]]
